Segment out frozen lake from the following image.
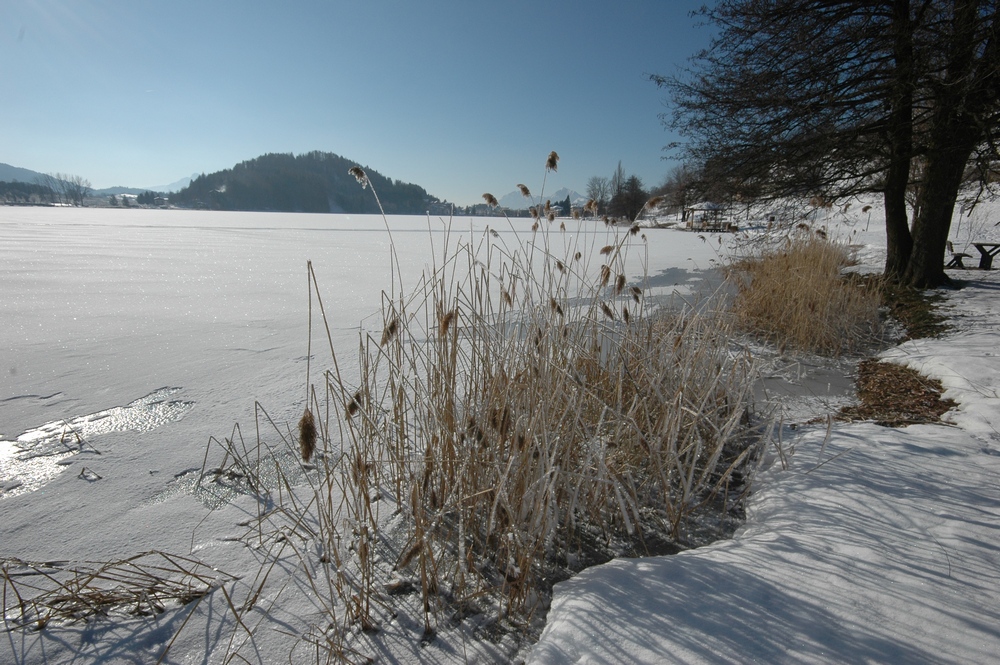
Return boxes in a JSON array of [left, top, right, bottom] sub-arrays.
[[0, 207, 723, 508]]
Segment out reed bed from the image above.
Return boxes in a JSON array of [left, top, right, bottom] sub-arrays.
[[275, 159, 763, 640], [188, 157, 767, 659], [726, 232, 884, 356]]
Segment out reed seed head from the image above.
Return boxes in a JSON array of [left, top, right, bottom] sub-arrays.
[[546, 151, 559, 172], [347, 391, 362, 416], [298, 408, 317, 462], [599, 264, 611, 287], [517, 184, 531, 198], [547, 211, 556, 222], [550, 297, 564, 317], [439, 309, 456, 336], [615, 274, 627, 295], [646, 195, 664, 209], [348, 166, 369, 189], [529, 206, 539, 219], [600, 245, 614, 256], [600, 302, 615, 320], [483, 193, 499, 208], [380, 317, 399, 346]]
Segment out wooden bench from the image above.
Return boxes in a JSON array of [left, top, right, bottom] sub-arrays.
[[947, 242, 972, 268], [947, 252, 972, 268]]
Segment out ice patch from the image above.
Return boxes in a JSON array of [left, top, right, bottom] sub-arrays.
[[0, 387, 193, 499]]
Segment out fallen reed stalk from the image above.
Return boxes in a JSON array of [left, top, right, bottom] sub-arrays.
[[1, 551, 234, 631]]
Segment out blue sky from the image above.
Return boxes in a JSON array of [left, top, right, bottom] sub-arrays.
[[1, 1, 710, 205]]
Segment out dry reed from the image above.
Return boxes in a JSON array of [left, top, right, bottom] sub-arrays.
[[277, 156, 767, 635], [726, 234, 884, 355], [188, 155, 767, 658]]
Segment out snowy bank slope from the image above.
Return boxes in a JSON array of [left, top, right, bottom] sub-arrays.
[[529, 272, 1000, 663]]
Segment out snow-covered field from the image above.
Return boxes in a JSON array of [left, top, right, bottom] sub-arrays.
[[2, 202, 999, 663]]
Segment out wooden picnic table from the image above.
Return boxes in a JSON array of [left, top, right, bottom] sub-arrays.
[[974, 243, 1000, 270]]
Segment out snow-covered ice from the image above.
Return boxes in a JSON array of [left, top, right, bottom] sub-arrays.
[[2, 202, 999, 664]]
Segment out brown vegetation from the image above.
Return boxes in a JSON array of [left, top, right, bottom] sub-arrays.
[[839, 359, 956, 427], [726, 235, 884, 355]]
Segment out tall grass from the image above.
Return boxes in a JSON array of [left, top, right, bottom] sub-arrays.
[[289, 159, 765, 632], [192, 157, 767, 658], [725, 232, 884, 355]]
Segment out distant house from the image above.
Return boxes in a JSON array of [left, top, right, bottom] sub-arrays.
[[684, 202, 736, 231], [428, 201, 452, 216]]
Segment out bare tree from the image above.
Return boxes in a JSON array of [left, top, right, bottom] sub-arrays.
[[63, 174, 91, 206], [656, 164, 696, 220], [610, 161, 627, 202], [34, 174, 59, 203], [656, 0, 1000, 288], [585, 176, 611, 214]]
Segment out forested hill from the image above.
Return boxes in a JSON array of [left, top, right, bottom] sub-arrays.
[[170, 151, 438, 214]]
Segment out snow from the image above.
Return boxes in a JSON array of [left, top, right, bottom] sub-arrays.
[[3, 201, 999, 663]]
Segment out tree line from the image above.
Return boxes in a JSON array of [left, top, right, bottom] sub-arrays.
[[656, 0, 1000, 288], [585, 161, 650, 220], [0, 174, 91, 206], [169, 151, 439, 215]]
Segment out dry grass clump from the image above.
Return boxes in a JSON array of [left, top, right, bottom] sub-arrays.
[[192, 154, 766, 656], [726, 235, 883, 355], [839, 359, 956, 426], [275, 154, 766, 639], [1, 551, 232, 631]]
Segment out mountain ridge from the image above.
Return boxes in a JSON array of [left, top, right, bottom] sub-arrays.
[[497, 187, 585, 210], [169, 151, 438, 214]]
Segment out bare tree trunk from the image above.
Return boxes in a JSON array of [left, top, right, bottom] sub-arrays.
[[883, 0, 915, 280], [905, 0, 992, 288], [905, 127, 980, 288]]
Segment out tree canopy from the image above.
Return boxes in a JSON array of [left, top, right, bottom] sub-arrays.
[[657, 0, 1000, 287]]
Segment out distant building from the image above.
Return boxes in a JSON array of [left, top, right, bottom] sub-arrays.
[[684, 202, 737, 231], [428, 201, 452, 216]]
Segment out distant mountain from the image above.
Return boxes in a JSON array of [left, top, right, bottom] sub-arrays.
[[497, 187, 584, 210], [169, 151, 439, 214], [148, 174, 198, 193], [93, 175, 196, 197], [0, 163, 45, 184], [92, 186, 146, 196]]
